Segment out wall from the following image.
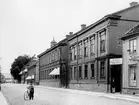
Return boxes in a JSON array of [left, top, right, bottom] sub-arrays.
[[108, 20, 139, 55], [122, 36, 139, 94], [109, 6, 139, 55], [39, 79, 60, 88], [69, 83, 108, 92], [35, 62, 39, 84]]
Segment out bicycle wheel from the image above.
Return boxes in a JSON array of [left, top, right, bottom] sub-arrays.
[[24, 91, 29, 101]]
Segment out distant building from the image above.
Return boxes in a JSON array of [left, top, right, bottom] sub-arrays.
[[68, 2, 139, 93], [121, 24, 139, 95], [3, 73, 13, 83], [38, 38, 69, 87], [25, 58, 38, 84]]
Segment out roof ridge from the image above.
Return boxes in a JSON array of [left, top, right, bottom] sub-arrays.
[[112, 4, 139, 15]]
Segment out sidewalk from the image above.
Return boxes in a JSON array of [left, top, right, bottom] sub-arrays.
[[0, 91, 8, 105], [35, 85, 139, 104]]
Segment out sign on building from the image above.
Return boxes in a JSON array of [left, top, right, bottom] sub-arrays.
[[110, 58, 122, 65], [129, 55, 139, 61]]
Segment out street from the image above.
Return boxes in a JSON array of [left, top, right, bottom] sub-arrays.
[[1, 83, 139, 105]]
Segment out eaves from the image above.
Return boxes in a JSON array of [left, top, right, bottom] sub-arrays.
[[68, 15, 121, 41]]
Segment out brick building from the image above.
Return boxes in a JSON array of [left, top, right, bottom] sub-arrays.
[[38, 38, 69, 87], [68, 2, 139, 93]]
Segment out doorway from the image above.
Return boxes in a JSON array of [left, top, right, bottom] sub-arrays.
[[110, 65, 122, 93]]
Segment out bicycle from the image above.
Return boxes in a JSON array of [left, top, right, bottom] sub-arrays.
[[24, 87, 30, 101]]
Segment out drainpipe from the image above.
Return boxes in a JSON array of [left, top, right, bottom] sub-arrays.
[[76, 34, 79, 83], [96, 32, 99, 84]]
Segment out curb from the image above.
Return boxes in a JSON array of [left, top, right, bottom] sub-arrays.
[[0, 92, 9, 105]]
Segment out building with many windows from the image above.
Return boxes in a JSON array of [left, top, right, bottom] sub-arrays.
[[121, 24, 139, 95], [38, 38, 69, 87], [68, 2, 139, 92]]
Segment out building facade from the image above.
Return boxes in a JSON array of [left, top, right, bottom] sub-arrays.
[[26, 59, 38, 84], [121, 24, 139, 95], [68, 2, 139, 92], [35, 61, 39, 85], [38, 38, 69, 87]]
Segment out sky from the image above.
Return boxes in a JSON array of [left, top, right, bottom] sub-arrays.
[[0, 0, 138, 74]]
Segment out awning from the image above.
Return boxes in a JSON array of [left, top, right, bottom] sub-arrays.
[[26, 76, 31, 80], [31, 75, 34, 79], [49, 68, 60, 75], [24, 69, 28, 72], [19, 71, 23, 75]]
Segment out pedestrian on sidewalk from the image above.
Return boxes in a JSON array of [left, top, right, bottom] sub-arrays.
[[27, 81, 34, 100]]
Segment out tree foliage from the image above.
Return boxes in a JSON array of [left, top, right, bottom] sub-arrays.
[[10, 55, 32, 82]]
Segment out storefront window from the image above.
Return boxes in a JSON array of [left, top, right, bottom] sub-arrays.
[[129, 65, 137, 87]]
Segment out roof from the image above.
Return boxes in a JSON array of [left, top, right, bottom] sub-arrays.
[[38, 38, 67, 57], [26, 59, 38, 69], [68, 15, 121, 41], [121, 24, 139, 40], [68, 4, 139, 41], [111, 3, 139, 15]]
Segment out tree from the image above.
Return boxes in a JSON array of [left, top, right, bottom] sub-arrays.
[[10, 55, 32, 82]]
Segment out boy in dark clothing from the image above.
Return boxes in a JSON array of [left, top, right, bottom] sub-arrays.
[[28, 82, 34, 100]]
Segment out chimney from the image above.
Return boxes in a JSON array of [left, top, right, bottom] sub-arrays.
[[69, 32, 73, 35], [66, 32, 73, 38], [66, 35, 70, 38], [81, 24, 86, 30], [130, 2, 138, 7]]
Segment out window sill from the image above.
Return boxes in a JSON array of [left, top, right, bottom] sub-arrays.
[[91, 53, 95, 56], [84, 77, 88, 79], [129, 52, 137, 55], [100, 51, 105, 54], [90, 77, 95, 79], [79, 78, 83, 80]]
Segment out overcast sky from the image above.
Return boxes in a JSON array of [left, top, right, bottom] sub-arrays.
[[0, 0, 137, 73]]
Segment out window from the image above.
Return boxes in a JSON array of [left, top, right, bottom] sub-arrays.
[[55, 50, 57, 61], [49, 54, 51, 63], [129, 66, 137, 87], [129, 39, 136, 53], [74, 45, 77, 60], [100, 30, 106, 53], [79, 66, 82, 79], [91, 63, 95, 78], [70, 67, 73, 79], [90, 36, 95, 55], [84, 39, 88, 57], [84, 65, 88, 78], [74, 67, 77, 79], [100, 61, 106, 79], [40, 71, 42, 80], [70, 47, 72, 61], [78, 42, 82, 59]]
